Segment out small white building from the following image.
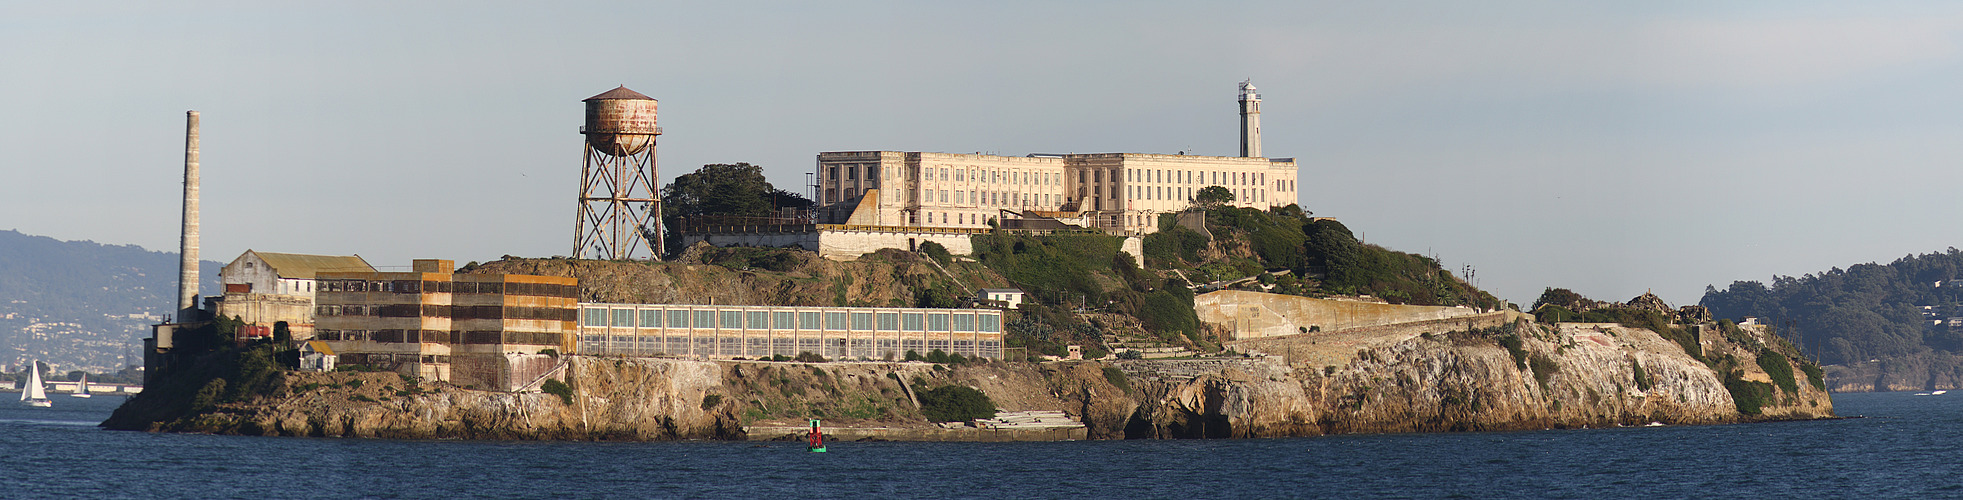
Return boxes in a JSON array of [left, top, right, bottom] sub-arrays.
[[300, 341, 337, 372], [978, 288, 1027, 309]]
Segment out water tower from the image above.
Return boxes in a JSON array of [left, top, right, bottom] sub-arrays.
[[574, 86, 663, 260]]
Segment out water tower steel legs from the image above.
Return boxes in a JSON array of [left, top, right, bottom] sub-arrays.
[[574, 142, 662, 260]]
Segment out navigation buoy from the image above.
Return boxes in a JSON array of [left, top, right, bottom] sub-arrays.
[[808, 418, 827, 453]]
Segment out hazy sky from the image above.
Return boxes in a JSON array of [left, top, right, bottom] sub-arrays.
[[6, 1, 1962, 307]]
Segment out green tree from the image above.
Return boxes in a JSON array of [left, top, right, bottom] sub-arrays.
[[1195, 186, 1234, 206], [662, 163, 780, 220]]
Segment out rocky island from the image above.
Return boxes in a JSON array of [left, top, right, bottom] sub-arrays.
[[106, 206, 1834, 439]]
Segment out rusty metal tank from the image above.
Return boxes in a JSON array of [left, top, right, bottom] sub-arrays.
[[582, 86, 659, 156]]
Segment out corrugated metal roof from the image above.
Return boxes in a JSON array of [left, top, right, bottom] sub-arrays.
[[251, 251, 375, 279], [305, 340, 336, 356], [584, 86, 654, 101]]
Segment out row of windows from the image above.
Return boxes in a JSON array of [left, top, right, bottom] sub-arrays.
[[316, 329, 563, 346], [918, 189, 1058, 208], [318, 305, 576, 322], [318, 280, 577, 298], [579, 307, 1003, 333], [577, 333, 1004, 359], [1128, 168, 1271, 187], [1128, 186, 1268, 205], [914, 167, 1060, 187]]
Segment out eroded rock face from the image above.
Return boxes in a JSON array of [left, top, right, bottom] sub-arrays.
[[142, 358, 741, 440], [1120, 322, 1833, 438]]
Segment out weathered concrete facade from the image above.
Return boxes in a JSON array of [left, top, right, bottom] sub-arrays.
[[213, 251, 374, 340], [313, 259, 578, 390], [1195, 290, 1492, 340], [816, 151, 1299, 235], [575, 303, 1006, 360]]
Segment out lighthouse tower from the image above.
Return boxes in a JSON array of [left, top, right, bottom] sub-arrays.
[[1238, 80, 1262, 158]]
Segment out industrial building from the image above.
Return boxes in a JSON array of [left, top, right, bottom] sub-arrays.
[[311, 259, 578, 390], [210, 250, 373, 340], [574, 303, 1005, 360]]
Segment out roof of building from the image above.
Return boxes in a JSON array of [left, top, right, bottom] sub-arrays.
[[303, 340, 336, 356], [584, 86, 654, 101], [250, 251, 376, 279], [979, 288, 1026, 295]]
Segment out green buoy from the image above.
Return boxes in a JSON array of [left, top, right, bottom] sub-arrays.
[[807, 418, 827, 452]]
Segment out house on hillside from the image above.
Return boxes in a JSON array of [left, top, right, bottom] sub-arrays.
[[977, 288, 1027, 310]]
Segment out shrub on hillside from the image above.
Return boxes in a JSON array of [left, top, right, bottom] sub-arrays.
[[914, 384, 996, 423], [541, 378, 574, 405], [1756, 349, 1800, 395]]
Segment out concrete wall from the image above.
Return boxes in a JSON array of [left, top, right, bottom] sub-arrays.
[[1195, 290, 1487, 340], [215, 292, 317, 338]]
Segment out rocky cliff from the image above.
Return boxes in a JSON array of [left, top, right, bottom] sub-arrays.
[[1122, 320, 1832, 438], [107, 317, 1831, 440]]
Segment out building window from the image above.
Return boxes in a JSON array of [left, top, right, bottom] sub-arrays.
[[641, 309, 662, 328]]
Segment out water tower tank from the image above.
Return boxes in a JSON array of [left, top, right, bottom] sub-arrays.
[[583, 86, 659, 156]]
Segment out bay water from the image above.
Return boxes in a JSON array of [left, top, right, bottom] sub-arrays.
[[1, 392, 1956, 499]]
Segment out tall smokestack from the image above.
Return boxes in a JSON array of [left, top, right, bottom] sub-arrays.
[[177, 110, 200, 321], [1238, 80, 1262, 158]]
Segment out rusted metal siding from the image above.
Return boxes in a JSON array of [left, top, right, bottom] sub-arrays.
[[584, 97, 659, 156]]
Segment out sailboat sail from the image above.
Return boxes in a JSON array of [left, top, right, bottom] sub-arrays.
[[72, 372, 91, 398], [22, 362, 50, 406]]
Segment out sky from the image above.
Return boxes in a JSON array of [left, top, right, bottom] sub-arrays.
[[5, 1, 1963, 307]]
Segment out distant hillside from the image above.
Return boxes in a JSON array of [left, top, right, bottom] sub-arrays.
[[1699, 249, 1963, 391], [0, 229, 218, 374]]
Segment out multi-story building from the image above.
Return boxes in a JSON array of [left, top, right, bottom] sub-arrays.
[[816, 152, 1297, 233], [814, 82, 1299, 234], [574, 303, 1004, 360], [212, 250, 373, 340], [312, 259, 578, 390]]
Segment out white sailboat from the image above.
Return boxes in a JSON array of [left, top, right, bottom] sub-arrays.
[[20, 362, 52, 407], [71, 372, 91, 398]]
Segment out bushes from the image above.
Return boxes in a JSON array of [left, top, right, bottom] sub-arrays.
[[1499, 335, 1528, 370], [1756, 350, 1800, 395], [1631, 359, 1653, 391], [1723, 371, 1776, 415], [541, 378, 574, 405], [914, 384, 996, 422], [1529, 352, 1560, 386], [1799, 362, 1827, 391], [1102, 366, 1131, 393], [918, 241, 952, 265]]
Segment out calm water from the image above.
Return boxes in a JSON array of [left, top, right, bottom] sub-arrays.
[[0, 392, 1957, 499]]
